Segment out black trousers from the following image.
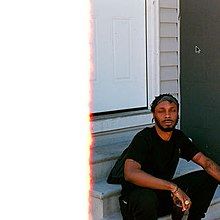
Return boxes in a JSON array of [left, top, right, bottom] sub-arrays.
[[119, 170, 218, 220]]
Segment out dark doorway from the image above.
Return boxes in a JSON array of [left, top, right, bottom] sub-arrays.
[[180, 0, 220, 162]]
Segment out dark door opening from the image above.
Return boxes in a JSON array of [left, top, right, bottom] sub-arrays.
[[180, 0, 220, 162]]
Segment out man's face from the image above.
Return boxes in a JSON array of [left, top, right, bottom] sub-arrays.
[[153, 101, 178, 132]]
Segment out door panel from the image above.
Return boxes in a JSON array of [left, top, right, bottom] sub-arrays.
[[180, 0, 220, 162], [91, 0, 146, 113]]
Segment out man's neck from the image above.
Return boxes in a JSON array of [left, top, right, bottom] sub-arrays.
[[155, 125, 173, 141]]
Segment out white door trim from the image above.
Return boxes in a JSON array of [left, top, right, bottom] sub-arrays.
[[147, 0, 160, 106]]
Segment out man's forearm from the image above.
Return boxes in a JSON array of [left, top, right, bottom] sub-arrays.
[[204, 158, 220, 182], [124, 168, 177, 192], [193, 152, 220, 182]]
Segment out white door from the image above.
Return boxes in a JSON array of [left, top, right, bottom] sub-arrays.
[[91, 0, 147, 113]]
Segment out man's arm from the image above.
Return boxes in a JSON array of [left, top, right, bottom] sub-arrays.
[[192, 152, 220, 182], [124, 158, 176, 191], [124, 158, 191, 211]]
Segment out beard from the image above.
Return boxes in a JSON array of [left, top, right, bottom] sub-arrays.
[[154, 116, 179, 132]]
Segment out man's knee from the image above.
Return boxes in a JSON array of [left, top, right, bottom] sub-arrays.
[[184, 170, 218, 219], [195, 170, 218, 188], [128, 188, 158, 219], [176, 170, 218, 190], [131, 188, 158, 208]]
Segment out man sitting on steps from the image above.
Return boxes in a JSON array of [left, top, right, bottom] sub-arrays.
[[119, 94, 220, 220]]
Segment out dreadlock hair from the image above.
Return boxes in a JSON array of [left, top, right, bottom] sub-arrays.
[[150, 93, 179, 113]]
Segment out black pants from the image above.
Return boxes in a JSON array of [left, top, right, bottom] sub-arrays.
[[119, 170, 218, 220]]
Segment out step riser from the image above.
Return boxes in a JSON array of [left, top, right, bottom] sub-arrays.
[[91, 193, 120, 219], [93, 126, 143, 148], [91, 126, 145, 184], [92, 159, 117, 182]]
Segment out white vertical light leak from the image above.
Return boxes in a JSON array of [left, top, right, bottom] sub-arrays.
[[78, 0, 92, 219], [73, 0, 91, 219], [0, 0, 91, 219]]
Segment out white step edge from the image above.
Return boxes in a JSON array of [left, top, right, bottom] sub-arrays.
[[92, 181, 121, 199]]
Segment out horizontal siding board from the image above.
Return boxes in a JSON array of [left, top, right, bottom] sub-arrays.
[[160, 66, 178, 80], [160, 8, 178, 23], [160, 0, 177, 8], [160, 23, 178, 37], [160, 80, 178, 94], [160, 37, 178, 51], [160, 52, 178, 66], [159, 0, 179, 97]]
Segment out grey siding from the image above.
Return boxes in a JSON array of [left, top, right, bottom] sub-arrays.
[[159, 0, 179, 99]]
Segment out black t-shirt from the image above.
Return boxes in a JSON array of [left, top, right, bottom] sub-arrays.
[[122, 126, 199, 193]]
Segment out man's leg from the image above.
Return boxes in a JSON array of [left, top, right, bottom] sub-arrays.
[[119, 195, 131, 220], [173, 170, 218, 220], [119, 187, 174, 220], [119, 188, 159, 220], [156, 189, 174, 217]]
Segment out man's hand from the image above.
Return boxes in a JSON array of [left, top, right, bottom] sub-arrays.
[[171, 187, 192, 212]]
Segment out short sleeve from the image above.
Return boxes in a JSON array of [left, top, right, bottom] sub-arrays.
[[126, 133, 150, 166], [175, 130, 200, 161]]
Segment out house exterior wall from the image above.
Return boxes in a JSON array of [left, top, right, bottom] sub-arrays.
[[92, 0, 180, 136], [159, 0, 180, 99]]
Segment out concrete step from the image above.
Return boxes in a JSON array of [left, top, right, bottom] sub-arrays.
[[174, 158, 202, 177], [205, 197, 220, 220], [90, 175, 220, 220], [91, 143, 128, 183], [91, 124, 146, 183], [90, 180, 177, 220], [90, 180, 121, 220]]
